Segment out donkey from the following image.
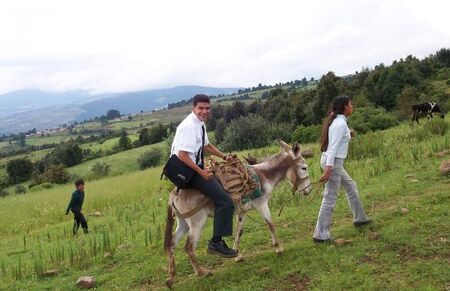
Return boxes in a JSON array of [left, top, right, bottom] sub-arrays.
[[163, 141, 312, 288]]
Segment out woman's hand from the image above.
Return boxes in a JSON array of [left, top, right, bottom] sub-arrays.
[[320, 166, 333, 182]]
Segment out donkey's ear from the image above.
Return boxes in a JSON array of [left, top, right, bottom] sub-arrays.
[[278, 140, 291, 153], [292, 143, 301, 155]]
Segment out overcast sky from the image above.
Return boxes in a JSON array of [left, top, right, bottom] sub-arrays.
[[0, 0, 449, 95]]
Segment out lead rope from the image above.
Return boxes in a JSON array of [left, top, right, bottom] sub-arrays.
[[277, 181, 323, 218], [277, 181, 324, 225], [245, 180, 325, 226]]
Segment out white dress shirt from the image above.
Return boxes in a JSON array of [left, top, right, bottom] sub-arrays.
[[324, 114, 351, 167], [171, 112, 210, 164]]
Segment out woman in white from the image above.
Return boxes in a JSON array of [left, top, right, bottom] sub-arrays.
[[313, 95, 372, 243]]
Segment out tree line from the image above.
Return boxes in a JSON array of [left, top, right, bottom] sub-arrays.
[[1, 48, 448, 194], [1, 123, 172, 194], [207, 48, 449, 151]]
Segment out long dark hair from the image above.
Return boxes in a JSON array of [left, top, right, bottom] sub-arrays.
[[320, 95, 351, 152]]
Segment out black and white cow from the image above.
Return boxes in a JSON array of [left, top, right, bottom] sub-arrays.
[[412, 102, 445, 124]]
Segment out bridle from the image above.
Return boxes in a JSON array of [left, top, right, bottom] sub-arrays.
[[292, 174, 311, 195], [290, 159, 311, 196]]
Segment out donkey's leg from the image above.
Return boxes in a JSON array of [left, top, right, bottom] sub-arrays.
[[233, 213, 247, 262], [173, 217, 189, 247], [257, 202, 284, 254], [165, 210, 186, 288], [167, 216, 189, 286], [185, 211, 212, 277], [166, 247, 176, 289]]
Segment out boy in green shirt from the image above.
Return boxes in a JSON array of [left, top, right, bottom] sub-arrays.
[[65, 179, 88, 235]]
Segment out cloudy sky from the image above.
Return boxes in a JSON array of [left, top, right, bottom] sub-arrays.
[[0, 0, 449, 95]]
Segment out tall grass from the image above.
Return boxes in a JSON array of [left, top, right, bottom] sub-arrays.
[[0, 118, 449, 288]]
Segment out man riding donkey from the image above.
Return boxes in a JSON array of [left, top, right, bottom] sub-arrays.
[[162, 94, 312, 288], [168, 94, 237, 258]]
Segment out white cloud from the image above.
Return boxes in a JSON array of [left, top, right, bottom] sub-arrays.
[[0, 0, 449, 94]]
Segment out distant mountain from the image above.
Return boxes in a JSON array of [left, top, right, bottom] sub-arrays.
[[0, 86, 241, 134], [0, 90, 96, 118], [76, 86, 240, 121], [0, 105, 83, 134]]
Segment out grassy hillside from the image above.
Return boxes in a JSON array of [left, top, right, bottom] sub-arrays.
[[69, 141, 165, 177], [0, 118, 448, 290], [26, 134, 73, 146]]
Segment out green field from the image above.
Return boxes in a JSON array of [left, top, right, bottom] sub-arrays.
[[0, 118, 449, 290], [26, 134, 73, 147], [80, 134, 139, 153], [73, 107, 192, 134], [69, 141, 166, 177]]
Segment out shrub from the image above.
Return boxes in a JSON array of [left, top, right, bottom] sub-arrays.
[[106, 109, 121, 120], [6, 158, 34, 184], [15, 185, 27, 194], [163, 133, 175, 159], [49, 140, 83, 167], [90, 162, 111, 178], [267, 123, 294, 144], [214, 119, 227, 144], [132, 139, 140, 148], [149, 124, 169, 144], [138, 148, 163, 170], [0, 188, 9, 198], [348, 107, 399, 134], [139, 128, 150, 145], [0, 178, 7, 189], [43, 164, 71, 184], [139, 124, 169, 145], [118, 131, 132, 151], [291, 124, 322, 144], [221, 115, 293, 151]]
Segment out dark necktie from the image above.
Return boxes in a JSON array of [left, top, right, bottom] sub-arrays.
[[196, 125, 205, 168]]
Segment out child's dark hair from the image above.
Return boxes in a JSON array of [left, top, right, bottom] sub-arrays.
[[320, 95, 351, 152], [192, 94, 210, 106], [75, 179, 85, 187]]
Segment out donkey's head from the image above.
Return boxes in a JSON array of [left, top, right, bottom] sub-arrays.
[[279, 140, 312, 196]]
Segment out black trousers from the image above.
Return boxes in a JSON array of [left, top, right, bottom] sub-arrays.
[[189, 174, 234, 238], [71, 208, 88, 234]]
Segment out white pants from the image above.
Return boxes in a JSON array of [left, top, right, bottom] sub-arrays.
[[313, 154, 369, 240]]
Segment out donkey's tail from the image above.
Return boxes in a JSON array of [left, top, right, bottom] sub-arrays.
[[164, 204, 175, 254]]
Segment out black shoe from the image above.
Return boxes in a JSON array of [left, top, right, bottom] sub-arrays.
[[354, 220, 372, 227], [313, 238, 332, 244], [207, 240, 238, 258]]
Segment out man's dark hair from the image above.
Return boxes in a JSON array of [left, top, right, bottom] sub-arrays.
[[75, 179, 85, 187], [192, 94, 210, 107]]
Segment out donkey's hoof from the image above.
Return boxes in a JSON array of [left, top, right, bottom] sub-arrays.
[[235, 254, 245, 262], [165, 278, 174, 289], [275, 247, 284, 255]]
